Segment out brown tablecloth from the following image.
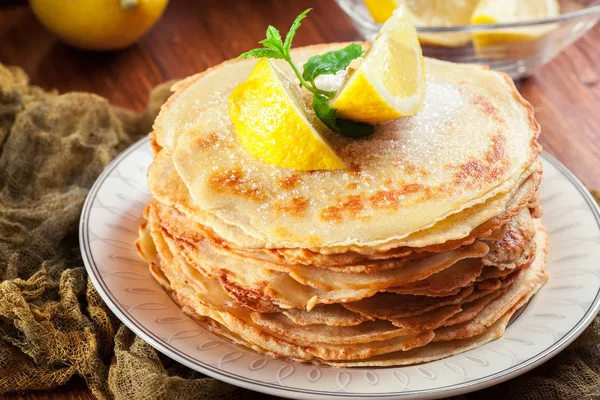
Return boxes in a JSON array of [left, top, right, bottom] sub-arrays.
[[0, 64, 598, 400]]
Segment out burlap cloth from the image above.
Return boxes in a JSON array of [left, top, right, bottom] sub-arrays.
[[0, 63, 598, 400]]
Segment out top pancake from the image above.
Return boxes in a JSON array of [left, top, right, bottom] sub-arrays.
[[153, 43, 540, 250]]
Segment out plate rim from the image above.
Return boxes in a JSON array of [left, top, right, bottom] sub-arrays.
[[80, 136, 600, 400]]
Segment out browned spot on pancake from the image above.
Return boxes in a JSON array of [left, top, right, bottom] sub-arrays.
[[143, 203, 151, 219], [403, 162, 430, 178], [472, 93, 505, 125], [499, 230, 523, 255], [195, 132, 219, 148], [348, 163, 362, 176], [486, 133, 506, 164], [529, 205, 543, 219], [453, 134, 508, 189], [149, 136, 162, 154], [421, 182, 451, 202], [153, 204, 213, 244], [320, 206, 341, 222], [346, 182, 359, 190], [455, 161, 491, 186], [208, 169, 269, 200], [279, 174, 302, 190], [320, 195, 365, 222], [274, 196, 309, 217], [305, 235, 322, 246], [369, 191, 400, 209], [274, 226, 294, 239], [219, 276, 277, 312], [343, 195, 365, 214], [369, 183, 425, 209]]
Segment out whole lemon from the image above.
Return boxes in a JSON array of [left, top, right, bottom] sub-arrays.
[[29, 0, 169, 50]]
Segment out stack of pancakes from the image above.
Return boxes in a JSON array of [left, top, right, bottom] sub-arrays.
[[136, 44, 548, 367]]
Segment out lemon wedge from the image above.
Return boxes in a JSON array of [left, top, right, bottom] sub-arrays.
[[228, 58, 345, 171], [471, 0, 560, 56], [365, 0, 478, 47], [330, 6, 425, 124]]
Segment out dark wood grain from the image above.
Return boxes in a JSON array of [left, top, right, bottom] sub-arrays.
[[1, 378, 91, 400], [0, 1, 599, 399], [518, 27, 600, 190]]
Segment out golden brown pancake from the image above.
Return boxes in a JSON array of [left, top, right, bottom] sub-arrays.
[[136, 43, 547, 367], [136, 215, 547, 365]]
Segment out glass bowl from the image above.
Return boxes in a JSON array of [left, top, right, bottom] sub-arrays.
[[335, 0, 600, 79]]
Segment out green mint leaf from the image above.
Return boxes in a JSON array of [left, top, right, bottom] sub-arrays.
[[284, 8, 311, 54], [266, 25, 282, 43], [313, 94, 338, 131], [302, 44, 363, 84], [334, 118, 376, 138], [313, 94, 375, 138], [238, 48, 285, 60], [260, 25, 285, 54]]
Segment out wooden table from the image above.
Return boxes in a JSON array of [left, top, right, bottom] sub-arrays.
[[1, 0, 599, 399]]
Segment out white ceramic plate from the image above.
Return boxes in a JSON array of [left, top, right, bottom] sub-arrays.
[[80, 137, 600, 400]]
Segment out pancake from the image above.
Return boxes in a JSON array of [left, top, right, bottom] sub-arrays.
[[282, 305, 374, 327], [388, 258, 483, 295], [139, 172, 545, 365], [434, 223, 547, 342], [152, 43, 540, 251], [148, 146, 540, 261], [320, 305, 516, 367], [150, 207, 537, 311], [149, 172, 538, 274], [137, 42, 548, 368], [441, 290, 506, 326], [148, 224, 437, 361], [148, 143, 541, 262], [483, 207, 537, 270], [136, 216, 548, 365], [251, 314, 424, 345]]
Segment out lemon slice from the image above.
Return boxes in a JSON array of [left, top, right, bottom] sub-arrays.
[[330, 6, 425, 124], [471, 0, 560, 56], [364, 0, 478, 47], [228, 58, 345, 171]]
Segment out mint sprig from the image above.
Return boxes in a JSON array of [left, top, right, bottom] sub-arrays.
[[313, 94, 374, 138], [238, 9, 374, 138], [239, 9, 329, 97], [302, 44, 363, 87]]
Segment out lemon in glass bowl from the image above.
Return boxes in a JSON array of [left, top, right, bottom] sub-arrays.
[[337, 0, 600, 78]]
